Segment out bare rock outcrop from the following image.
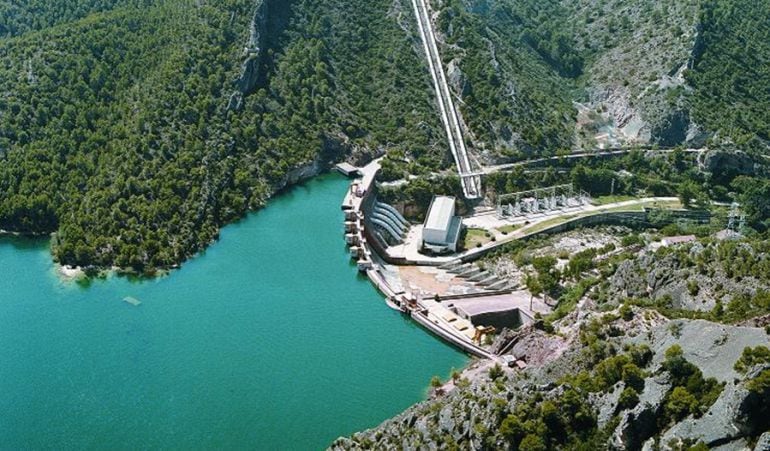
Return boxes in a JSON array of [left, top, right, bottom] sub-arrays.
[[610, 374, 671, 450], [754, 432, 770, 451], [332, 316, 770, 450], [631, 320, 769, 382], [660, 382, 749, 449], [608, 243, 770, 313], [228, 0, 268, 111]]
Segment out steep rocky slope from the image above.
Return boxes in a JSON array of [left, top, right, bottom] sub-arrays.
[[572, 0, 702, 148], [333, 229, 770, 449], [332, 312, 770, 450], [607, 240, 770, 314], [428, 0, 769, 163]]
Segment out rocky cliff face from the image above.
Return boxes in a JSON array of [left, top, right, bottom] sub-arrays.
[[331, 313, 770, 450], [607, 242, 770, 313], [434, 0, 713, 157], [576, 0, 703, 148], [330, 234, 770, 449], [228, 0, 268, 111]]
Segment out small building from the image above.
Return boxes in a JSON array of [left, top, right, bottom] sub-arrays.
[[334, 162, 361, 178], [661, 235, 697, 247], [422, 196, 462, 253], [448, 297, 527, 330]]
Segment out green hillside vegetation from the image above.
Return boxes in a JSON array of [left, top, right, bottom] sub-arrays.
[[686, 0, 770, 149], [0, 1, 264, 271], [0, 0, 152, 36], [1, 0, 769, 273], [0, 0, 443, 273], [435, 0, 577, 159], [430, 0, 768, 158]]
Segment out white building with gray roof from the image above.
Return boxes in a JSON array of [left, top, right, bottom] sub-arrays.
[[422, 196, 462, 253]]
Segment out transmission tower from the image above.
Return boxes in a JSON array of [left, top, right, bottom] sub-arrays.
[[726, 202, 745, 238], [727, 202, 739, 233]]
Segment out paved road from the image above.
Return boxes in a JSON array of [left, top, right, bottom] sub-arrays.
[[388, 196, 681, 265], [481, 148, 707, 175], [380, 147, 707, 187]]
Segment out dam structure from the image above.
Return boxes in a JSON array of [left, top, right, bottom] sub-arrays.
[[411, 0, 481, 199], [341, 161, 515, 360], [370, 201, 410, 244], [339, 160, 704, 360]]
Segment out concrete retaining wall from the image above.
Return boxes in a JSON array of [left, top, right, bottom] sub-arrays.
[[410, 311, 493, 359]]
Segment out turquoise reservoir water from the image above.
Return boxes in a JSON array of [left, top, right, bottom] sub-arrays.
[[0, 174, 467, 450]]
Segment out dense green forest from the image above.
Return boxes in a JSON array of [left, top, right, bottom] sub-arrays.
[[0, 0, 444, 272], [0, 0, 152, 36], [434, 0, 577, 159], [1, 0, 769, 272], [686, 0, 770, 149]]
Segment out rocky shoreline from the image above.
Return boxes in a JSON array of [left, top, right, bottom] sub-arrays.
[[331, 310, 770, 450], [331, 230, 770, 450]]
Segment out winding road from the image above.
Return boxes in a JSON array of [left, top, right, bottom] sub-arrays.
[[481, 147, 707, 175]]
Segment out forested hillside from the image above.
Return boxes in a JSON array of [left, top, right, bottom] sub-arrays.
[[0, 0, 152, 36], [686, 0, 770, 150], [0, 0, 444, 273], [1, 0, 768, 273], [429, 0, 769, 162], [434, 0, 577, 161]]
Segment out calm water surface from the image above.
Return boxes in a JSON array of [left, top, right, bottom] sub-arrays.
[[0, 174, 467, 450]]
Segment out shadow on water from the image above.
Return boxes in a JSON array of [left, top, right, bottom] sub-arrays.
[[0, 234, 49, 251], [271, 171, 338, 198], [113, 271, 169, 285], [74, 277, 93, 289], [57, 172, 347, 292]]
